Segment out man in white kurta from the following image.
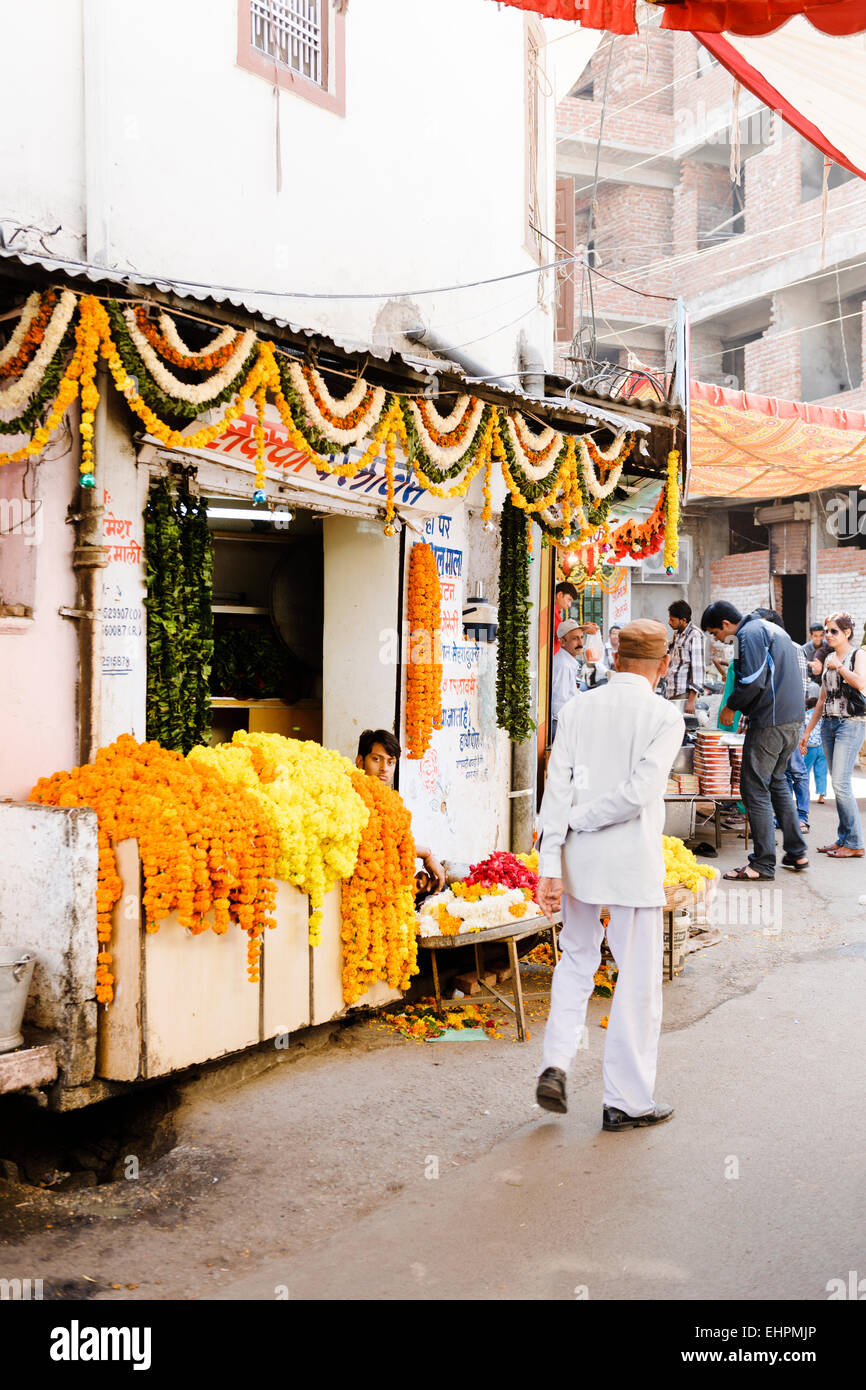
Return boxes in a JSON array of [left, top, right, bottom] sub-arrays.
[[551, 620, 584, 733], [535, 619, 685, 1130]]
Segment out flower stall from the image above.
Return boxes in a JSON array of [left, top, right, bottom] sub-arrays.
[[0, 267, 684, 1101]]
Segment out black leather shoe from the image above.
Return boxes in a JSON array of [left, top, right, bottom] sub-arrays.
[[603, 1102, 674, 1131], [536, 1067, 567, 1114]]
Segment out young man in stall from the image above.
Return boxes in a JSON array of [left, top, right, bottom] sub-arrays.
[[534, 619, 684, 1130], [355, 728, 446, 891]]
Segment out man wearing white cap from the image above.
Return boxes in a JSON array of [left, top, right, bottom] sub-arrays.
[[551, 619, 584, 739], [535, 618, 685, 1130]]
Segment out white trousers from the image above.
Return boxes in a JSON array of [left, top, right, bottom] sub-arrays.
[[540, 895, 664, 1117]]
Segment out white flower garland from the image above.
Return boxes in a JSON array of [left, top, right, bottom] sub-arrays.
[[512, 411, 557, 455], [299, 364, 372, 419], [579, 436, 627, 500], [157, 312, 239, 360], [0, 289, 78, 416], [503, 414, 565, 482], [124, 308, 257, 404], [288, 361, 387, 446], [417, 887, 539, 937], [407, 397, 485, 467], [0, 291, 42, 369], [419, 394, 476, 434]]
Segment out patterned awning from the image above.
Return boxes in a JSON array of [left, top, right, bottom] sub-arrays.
[[689, 379, 866, 498]]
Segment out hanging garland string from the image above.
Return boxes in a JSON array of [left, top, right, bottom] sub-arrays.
[[144, 474, 214, 754], [0, 291, 677, 562], [405, 542, 443, 760], [496, 498, 534, 743]]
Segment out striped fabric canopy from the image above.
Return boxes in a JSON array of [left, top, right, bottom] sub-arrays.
[[492, 1, 866, 36], [689, 379, 866, 498]]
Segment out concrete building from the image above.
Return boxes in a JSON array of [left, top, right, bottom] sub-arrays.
[[554, 25, 866, 642]]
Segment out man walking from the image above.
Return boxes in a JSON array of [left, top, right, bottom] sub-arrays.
[[666, 600, 705, 715], [535, 620, 684, 1129], [701, 601, 808, 880]]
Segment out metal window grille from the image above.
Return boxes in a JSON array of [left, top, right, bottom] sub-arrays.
[[251, 0, 323, 86]]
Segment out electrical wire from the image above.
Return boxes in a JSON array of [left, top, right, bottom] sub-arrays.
[[0, 234, 580, 303], [556, 61, 705, 145]]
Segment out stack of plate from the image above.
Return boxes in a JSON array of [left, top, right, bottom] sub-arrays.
[[695, 730, 732, 795], [729, 746, 743, 797], [677, 773, 700, 795]]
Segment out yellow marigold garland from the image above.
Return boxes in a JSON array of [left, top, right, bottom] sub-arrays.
[[191, 732, 369, 946], [664, 448, 680, 573], [341, 770, 418, 1005], [405, 541, 443, 759]]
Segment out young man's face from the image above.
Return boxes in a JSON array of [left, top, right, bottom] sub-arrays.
[[556, 590, 573, 614], [609, 629, 620, 650], [668, 612, 687, 633], [357, 743, 397, 784]]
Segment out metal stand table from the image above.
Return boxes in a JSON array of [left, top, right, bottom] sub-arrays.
[[417, 913, 561, 1043]]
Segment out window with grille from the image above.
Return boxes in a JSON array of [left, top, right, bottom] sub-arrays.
[[238, 0, 345, 115], [251, 0, 324, 86]]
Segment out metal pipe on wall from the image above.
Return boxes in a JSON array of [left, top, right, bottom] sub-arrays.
[[67, 371, 107, 765]]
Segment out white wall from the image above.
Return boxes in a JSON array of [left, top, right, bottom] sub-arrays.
[[0, 431, 81, 800], [322, 514, 402, 758], [0, 0, 557, 377]]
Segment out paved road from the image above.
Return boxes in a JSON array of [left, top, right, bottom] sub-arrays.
[[3, 787, 865, 1301]]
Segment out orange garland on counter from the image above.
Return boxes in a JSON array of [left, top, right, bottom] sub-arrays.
[[341, 770, 418, 1005], [29, 735, 278, 1003], [405, 541, 443, 759]]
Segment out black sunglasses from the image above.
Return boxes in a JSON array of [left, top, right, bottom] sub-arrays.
[[827, 627, 842, 635]]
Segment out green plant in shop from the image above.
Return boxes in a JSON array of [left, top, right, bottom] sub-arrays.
[[496, 498, 534, 743], [211, 628, 292, 701], [144, 474, 213, 752]]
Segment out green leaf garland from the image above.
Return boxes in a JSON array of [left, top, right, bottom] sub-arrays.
[[144, 475, 214, 753], [496, 498, 534, 743]]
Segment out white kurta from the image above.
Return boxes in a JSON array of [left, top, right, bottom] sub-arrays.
[[551, 647, 581, 721], [538, 671, 685, 907]]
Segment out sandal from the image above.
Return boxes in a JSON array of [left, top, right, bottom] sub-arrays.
[[781, 853, 809, 871], [818, 843, 843, 854], [723, 865, 774, 881], [826, 847, 865, 858], [817, 795, 825, 804]]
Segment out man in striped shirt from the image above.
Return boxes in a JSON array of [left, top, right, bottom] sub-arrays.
[[666, 600, 705, 715]]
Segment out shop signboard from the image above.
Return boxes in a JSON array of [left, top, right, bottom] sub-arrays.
[[199, 408, 442, 514]]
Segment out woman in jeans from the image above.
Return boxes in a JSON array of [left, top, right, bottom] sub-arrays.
[[800, 613, 866, 858]]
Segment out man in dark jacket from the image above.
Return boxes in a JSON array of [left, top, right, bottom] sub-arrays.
[[701, 601, 807, 880]]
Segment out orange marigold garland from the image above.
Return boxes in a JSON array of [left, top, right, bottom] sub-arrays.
[[405, 541, 443, 759], [0, 290, 60, 378], [341, 770, 418, 1005], [29, 735, 278, 1002], [133, 305, 243, 372]]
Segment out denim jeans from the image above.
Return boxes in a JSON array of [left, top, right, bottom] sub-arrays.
[[785, 741, 811, 824], [740, 721, 808, 876], [804, 743, 828, 797], [821, 717, 865, 849]]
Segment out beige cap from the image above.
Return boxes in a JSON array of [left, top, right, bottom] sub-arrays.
[[618, 618, 669, 660], [557, 619, 583, 642]]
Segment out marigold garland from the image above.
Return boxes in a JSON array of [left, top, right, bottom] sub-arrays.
[[496, 498, 534, 742], [341, 770, 417, 1005], [190, 732, 370, 946], [664, 448, 680, 572], [405, 542, 443, 759], [29, 735, 279, 1002], [0, 291, 677, 558]]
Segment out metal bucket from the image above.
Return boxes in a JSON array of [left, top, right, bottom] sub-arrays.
[[0, 949, 37, 1052]]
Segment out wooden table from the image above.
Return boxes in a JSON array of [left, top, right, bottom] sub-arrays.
[[417, 913, 561, 1043]]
